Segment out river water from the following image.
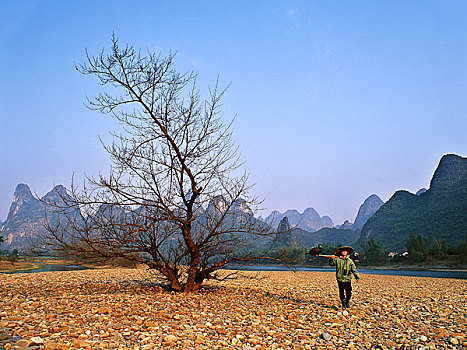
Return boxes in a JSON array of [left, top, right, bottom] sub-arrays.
[[224, 264, 467, 279], [1, 264, 89, 274], [3, 264, 466, 279]]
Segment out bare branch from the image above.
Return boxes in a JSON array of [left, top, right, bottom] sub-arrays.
[[42, 36, 278, 293]]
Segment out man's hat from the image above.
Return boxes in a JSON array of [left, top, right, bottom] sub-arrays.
[[334, 246, 354, 256]]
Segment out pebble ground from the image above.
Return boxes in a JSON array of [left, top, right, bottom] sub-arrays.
[[0, 268, 465, 349]]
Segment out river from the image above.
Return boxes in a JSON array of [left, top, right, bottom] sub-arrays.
[[224, 264, 467, 279], [3, 263, 466, 279], [1, 264, 89, 274]]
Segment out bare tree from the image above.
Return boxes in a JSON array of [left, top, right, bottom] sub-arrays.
[[43, 36, 271, 292]]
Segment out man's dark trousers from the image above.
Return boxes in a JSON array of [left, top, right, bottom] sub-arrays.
[[337, 280, 352, 304]]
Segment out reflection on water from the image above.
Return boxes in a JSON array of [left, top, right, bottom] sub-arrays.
[[224, 264, 467, 279], [2, 264, 89, 274]]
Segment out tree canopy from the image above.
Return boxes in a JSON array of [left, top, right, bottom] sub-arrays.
[[42, 36, 269, 292]]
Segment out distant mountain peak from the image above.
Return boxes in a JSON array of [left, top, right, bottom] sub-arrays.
[[265, 206, 333, 232], [7, 183, 39, 220], [2, 183, 45, 248], [338, 220, 353, 230], [13, 183, 34, 201], [429, 154, 467, 195], [232, 198, 253, 215], [277, 216, 290, 232], [366, 194, 382, 202], [352, 194, 383, 231], [303, 207, 319, 215], [416, 188, 427, 196], [359, 154, 467, 251], [42, 185, 67, 202], [52, 184, 67, 193], [321, 215, 333, 227]]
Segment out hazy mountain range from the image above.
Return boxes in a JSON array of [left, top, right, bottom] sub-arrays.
[[265, 194, 382, 248], [263, 193, 384, 234], [264, 208, 334, 232], [359, 154, 467, 251], [269, 154, 466, 251], [1, 153, 465, 252], [0, 182, 380, 251]]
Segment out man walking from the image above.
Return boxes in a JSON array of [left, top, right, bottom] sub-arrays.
[[329, 246, 360, 309]]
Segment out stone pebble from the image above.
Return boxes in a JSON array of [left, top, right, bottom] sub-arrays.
[[0, 268, 465, 349]]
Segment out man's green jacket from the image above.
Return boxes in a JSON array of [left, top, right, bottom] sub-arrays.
[[329, 257, 360, 282]]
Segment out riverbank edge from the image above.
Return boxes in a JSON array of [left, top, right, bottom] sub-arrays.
[[0, 262, 43, 273], [228, 263, 467, 273], [0, 257, 97, 274], [2, 259, 466, 274]]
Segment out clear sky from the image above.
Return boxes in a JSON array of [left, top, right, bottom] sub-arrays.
[[1, 1, 466, 225]]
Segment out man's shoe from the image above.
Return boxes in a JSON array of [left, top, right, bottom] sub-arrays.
[[345, 299, 350, 308], [341, 299, 347, 309]]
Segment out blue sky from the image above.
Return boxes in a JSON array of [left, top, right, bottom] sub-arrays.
[[1, 1, 466, 224]]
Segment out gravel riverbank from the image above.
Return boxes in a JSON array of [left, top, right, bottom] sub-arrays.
[[0, 268, 465, 349]]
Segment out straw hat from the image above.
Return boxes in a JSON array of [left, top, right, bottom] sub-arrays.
[[334, 246, 354, 256]]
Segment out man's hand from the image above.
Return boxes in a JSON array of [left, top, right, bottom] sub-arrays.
[[330, 255, 337, 259]]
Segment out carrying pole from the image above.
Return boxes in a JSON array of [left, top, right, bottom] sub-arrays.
[[305, 254, 334, 258]]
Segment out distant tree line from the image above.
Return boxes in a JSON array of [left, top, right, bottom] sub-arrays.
[[403, 233, 467, 264], [358, 233, 467, 265], [242, 232, 467, 267], [360, 239, 388, 265]]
